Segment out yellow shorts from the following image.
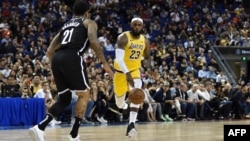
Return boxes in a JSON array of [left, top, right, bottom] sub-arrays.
[[113, 69, 140, 97]]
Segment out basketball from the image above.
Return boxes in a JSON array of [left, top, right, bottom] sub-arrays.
[[128, 88, 145, 104]]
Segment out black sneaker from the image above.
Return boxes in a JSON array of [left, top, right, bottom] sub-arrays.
[[126, 122, 137, 137]]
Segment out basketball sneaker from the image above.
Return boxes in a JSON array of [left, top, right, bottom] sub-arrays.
[[164, 114, 173, 122], [49, 119, 62, 127], [126, 122, 137, 137], [160, 115, 167, 121], [28, 125, 44, 141], [66, 135, 80, 141]]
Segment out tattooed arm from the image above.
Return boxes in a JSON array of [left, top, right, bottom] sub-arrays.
[[46, 33, 61, 63], [84, 19, 114, 77], [143, 37, 151, 69]]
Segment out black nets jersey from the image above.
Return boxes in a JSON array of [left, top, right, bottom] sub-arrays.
[[58, 17, 89, 54]]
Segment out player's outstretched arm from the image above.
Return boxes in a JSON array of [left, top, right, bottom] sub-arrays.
[[85, 19, 113, 77]]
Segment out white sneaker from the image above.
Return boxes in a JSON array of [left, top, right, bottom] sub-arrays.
[[164, 114, 173, 122], [160, 115, 166, 121], [49, 119, 62, 127], [100, 117, 108, 123], [54, 120, 61, 125], [97, 116, 102, 123], [97, 116, 107, 123], [187, 117, 195, 121], [28, 125, 44, 141], [66, 135, 80, 141]]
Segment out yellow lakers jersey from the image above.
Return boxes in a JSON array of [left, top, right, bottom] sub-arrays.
[[114, 31, 145, 72]]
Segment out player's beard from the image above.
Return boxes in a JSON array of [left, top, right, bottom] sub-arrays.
[[131, 29, 142, 37]]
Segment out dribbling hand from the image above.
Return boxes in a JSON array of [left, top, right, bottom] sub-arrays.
[[125, 72, 134, 87]]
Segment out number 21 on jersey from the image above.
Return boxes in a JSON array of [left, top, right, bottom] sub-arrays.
[[62, 28, 74, 44]]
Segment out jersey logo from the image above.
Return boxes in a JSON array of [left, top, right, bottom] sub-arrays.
[[129, 43, 143, 50]]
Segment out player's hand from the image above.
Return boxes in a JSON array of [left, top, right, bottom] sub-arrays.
[[103, 64, 114, 78], [125, 72, 134, 87]]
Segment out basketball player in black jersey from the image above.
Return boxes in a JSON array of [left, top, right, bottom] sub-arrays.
[[28, 1, 113, 141]]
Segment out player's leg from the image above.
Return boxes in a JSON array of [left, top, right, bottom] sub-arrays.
[[29, 53, 72, 141], [126, 78, 143, 137], [114, 72, 129, 110], [65, 54, 90, 140], [69, 89, 90, 139]]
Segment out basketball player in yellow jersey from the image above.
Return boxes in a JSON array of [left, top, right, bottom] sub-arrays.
[[113, 17, 151, 137]]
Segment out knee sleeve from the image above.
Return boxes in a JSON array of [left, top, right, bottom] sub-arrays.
[[48, 90, 72, 117]]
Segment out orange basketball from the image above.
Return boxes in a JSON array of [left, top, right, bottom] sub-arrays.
[[128, 88, 145, 104]]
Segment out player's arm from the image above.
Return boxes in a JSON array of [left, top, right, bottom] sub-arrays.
[[115, 33, 134, 87], [116, 33, 129, 73], [143, 37, 151, 69], [46, 33, 61, 63], [85, 19, 113, 76]]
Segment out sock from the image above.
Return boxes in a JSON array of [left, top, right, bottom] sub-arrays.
[[70, 117, 82, 138], [129, 111, 138, 124], [38, 114, 53, 131]]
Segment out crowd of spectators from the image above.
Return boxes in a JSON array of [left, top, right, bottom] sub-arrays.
[[0, 0, 250, 124]]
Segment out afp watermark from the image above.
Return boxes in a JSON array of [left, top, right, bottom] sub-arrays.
[[224, 125, 250, 141]]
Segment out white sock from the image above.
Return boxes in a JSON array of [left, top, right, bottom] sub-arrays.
[[129, 111, 138, 124]]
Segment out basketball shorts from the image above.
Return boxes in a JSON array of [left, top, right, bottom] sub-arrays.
[[113, 69, 142, 97], [51, 51, 90, 93]]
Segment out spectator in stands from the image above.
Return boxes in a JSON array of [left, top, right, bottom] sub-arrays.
[[20, 76, 32, 98], [153, 81, 174, 121], [0, 75, 21, 97], [213, 84, 232, 120], [238, 69, 248, 85], [103, 39, 115, 58], [144, 88, 157, 122], [86, 80, 99, 122], [223, 83, 242, 119], [30, 74, 42, 96], [207, 66, 217, 82], [143, 82, 165, 122], [1, 62, 11, 78], [203, 81, 219, 119], [93, 80, 109, 123], [186, 83, 202, 120], [198, 66, 208, 81], [216, 71, 228, 85], [240, 84, 250, 118], [197, 83, 211, 120], [174, 82, 189, 119]]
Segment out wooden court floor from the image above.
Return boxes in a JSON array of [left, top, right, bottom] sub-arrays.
[[0, 120, 249, 141]]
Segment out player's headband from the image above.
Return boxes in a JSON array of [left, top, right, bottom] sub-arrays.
[[131, 17, 143, 24]]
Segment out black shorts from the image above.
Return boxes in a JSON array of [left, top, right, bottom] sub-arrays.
[[51, 51, 89, 92]]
